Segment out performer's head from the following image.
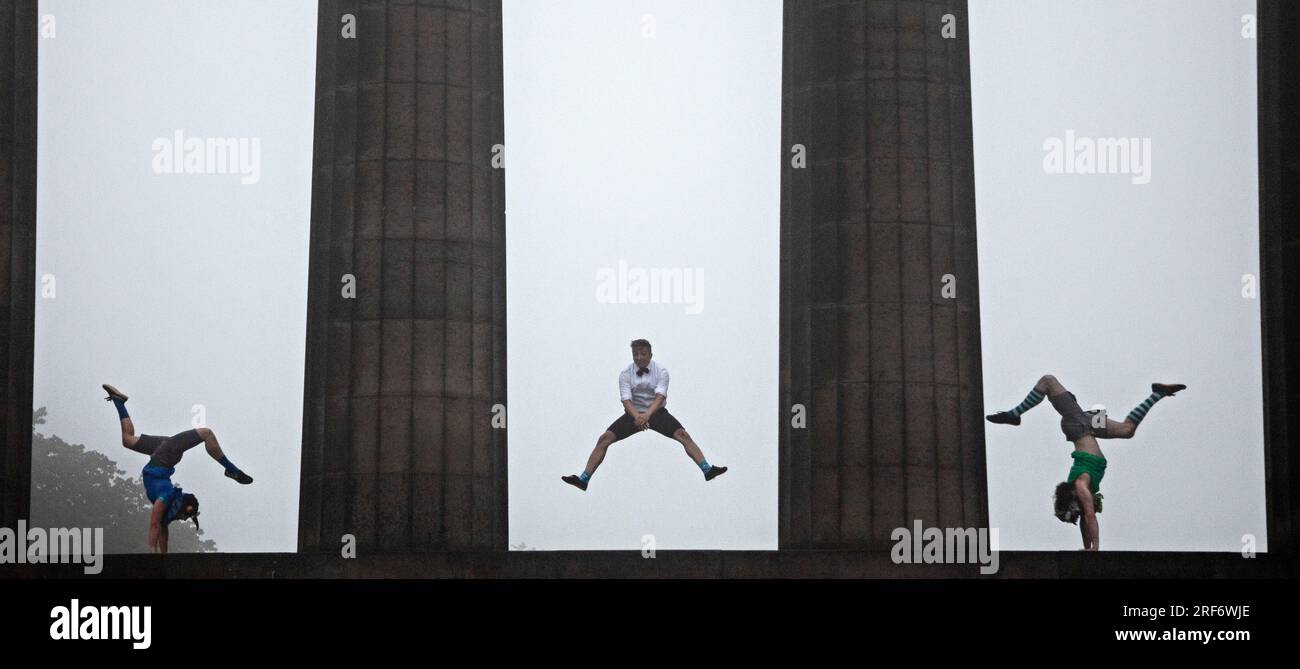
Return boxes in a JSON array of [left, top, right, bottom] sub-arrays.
[[630, 339, 652, 368], [166, 490, 201, 530], [1053, 482, 1081, 524], [1053, 482, 1101, 523]]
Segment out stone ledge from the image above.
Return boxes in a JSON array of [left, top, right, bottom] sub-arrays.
[[1, 550, 1292, 579]]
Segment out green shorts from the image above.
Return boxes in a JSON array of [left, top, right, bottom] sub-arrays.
[[1067, 451, 1107, 494]]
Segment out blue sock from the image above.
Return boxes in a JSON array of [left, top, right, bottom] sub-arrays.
[[1008, 389, 1046, 417], [112, 398, 129, 420], [699, 460, 712, 473], [218, 456, 241, 474], [579, 471, 591, 483]]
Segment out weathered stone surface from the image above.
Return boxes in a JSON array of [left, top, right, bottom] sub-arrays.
[[299, 0, 506, 552], [780, 0, 987, 548]]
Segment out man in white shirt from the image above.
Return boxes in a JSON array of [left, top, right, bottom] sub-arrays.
[[562, 339, 728, 491]]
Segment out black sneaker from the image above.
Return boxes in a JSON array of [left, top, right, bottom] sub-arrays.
[[561, 474, 588, 491], [704, 465, 728, 481], [986, 411, 1021, 426], [225, 469, 254, 485], [1152, 383, 1186, 397], [102, 383, 129, 403]]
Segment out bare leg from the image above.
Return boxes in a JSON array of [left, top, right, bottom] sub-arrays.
[[1035, 374, 1067, 397], [197, 427, 227, 461], [198, 427, 254, 483], [672, 428, 707, 466], [119, 417, 139, 449], [583, 431, 619, 475], [1097, 418, 1136, 439]]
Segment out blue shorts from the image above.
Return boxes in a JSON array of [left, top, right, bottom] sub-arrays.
[[142, 465, 178, 505]]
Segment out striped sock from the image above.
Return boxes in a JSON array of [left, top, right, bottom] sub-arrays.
[[1008, 389, 1046, 417], [579, 471, 591, 483], [699, 460, 712, 473], [1126, 392, 1167, 426]]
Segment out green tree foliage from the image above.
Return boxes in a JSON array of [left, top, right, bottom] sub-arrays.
[[30, 408, 216, 553]]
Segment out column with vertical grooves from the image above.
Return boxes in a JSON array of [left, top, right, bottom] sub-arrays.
[[780, 0, 987, 549], [299, 0, 506, 552], [0, 0, 36, 533], [1259, 0, 1300, 554]]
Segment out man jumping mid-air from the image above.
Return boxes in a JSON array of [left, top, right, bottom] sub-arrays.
[[986, 375, 1185, 550], [562, 339, 727, 491], [102, 384, 254, 553]]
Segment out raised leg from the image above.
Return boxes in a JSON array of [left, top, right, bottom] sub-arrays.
[[119, 417, 138, 449], [1035, 374, 1067, 397], [583, 430, 619, 476], [102, 383, 139, 449], [197, 427, 253, 484], [671, 428, 706, 466], [197, 426, 225, 460], [1098, 418, 1136, 439], [988, 374, 1066, 426]]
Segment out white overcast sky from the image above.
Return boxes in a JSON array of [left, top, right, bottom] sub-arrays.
[[34, 0, 317, 553], [504, 0, 782, 550], [971, 0, 1264, 551], [33, 0, 1263, 553]]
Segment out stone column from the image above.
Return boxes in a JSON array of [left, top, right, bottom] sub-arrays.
[[299, 0, 506, 552], [780, 0, 987, 548], [1258, 0, 1300, 554], [0, 0, 37, 532]]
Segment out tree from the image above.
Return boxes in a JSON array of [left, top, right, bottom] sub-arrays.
[[30, 408, 217, 553]]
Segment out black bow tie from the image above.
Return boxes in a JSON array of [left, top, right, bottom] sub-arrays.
[[636, 367, 649, 376]]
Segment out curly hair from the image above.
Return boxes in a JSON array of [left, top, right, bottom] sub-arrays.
[[1053, 482, 1080, 524], [1053, 481, 1102, 524], [630, 338, 652, 352]]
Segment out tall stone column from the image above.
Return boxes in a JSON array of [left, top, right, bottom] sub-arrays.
[[0, 0, 37, 533], [780, 0, 987, 548], [1259, 0, 1300, 554], [299, 0, 506, 552]]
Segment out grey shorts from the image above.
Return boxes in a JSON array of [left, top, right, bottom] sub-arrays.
[[130, 429, 205, 468], [1049, 391, 1108, 441]]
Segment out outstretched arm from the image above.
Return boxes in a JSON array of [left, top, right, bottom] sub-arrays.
[[148, 500, 168, 554], [1075, 479, 1099, 550]]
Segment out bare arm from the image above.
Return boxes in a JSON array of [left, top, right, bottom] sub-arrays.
[[1075, 479, 1099, 550], [148, 500, 168, 554], [632, 394, 666, 428]]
